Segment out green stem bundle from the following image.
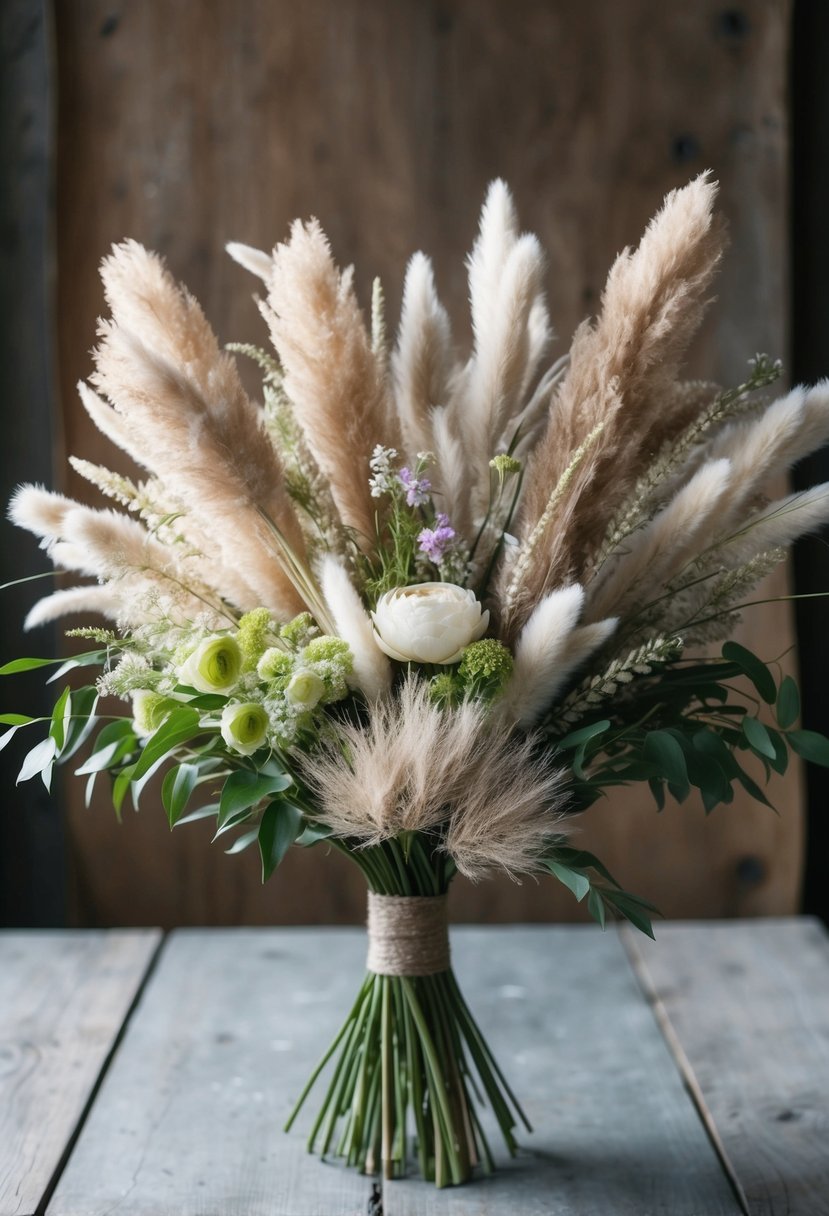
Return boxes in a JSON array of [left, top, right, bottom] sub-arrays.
[[284, 842, 529, 1186]]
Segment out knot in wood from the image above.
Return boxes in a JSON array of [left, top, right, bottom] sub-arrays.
[[366, 893, 450, 976]]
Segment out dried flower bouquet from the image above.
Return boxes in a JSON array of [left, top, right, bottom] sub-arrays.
[[5, 174, 829, 1187]]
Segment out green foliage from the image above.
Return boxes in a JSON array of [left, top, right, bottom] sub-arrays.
[[258, 798, 305, 881], [541, 844, 659, 939]]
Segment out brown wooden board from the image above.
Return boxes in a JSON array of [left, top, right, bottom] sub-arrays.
[[624, 917, 829, 1216], [47, 0, 799, 926], [0, 930, 160, 1216], [46, 926, 741, 1215]]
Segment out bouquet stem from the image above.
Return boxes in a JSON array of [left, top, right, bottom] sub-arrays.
[[285, 875, 530, 1186]]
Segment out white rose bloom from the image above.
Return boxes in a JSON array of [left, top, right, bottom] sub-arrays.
[[371, 583, 489, 665]]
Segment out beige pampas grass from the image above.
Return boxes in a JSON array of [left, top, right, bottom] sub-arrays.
[[24, 586, 122, 630], [320, 556, 391, 701], [509, 174, 724, 628], [300, 679, 568, 879], [586, 458, 733, 624], [89, 241, 309, 620], [264, 220, 399, 547], [392, 252, 453, 459]]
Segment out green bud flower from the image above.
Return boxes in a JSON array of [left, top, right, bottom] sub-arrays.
[[236, 608, 275, 670], [280, 612, 317, 650], [178, 635, 242, 694], [301, 636, 353, 672], [489, 454, 522, 483], [131, 690, 175, 737], [457, 638, 514, 701], [220, 702, 269, 756], [257, 647, 293, 683]]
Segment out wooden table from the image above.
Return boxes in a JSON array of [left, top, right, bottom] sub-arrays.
[[1, 920, 827, 1216]]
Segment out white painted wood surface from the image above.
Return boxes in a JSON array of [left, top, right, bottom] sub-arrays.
[[0, 930, 160, 1216], [625, 918, 829, 1216]]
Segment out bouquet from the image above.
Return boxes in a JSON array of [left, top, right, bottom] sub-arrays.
[[4, 173, 829, 1188]]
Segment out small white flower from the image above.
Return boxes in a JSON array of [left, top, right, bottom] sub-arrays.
[[371, 583, 489, 665], [220, 702, 269, 756], [285, 670, 326, 709]]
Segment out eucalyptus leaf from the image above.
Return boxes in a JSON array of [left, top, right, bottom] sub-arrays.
[[788, 729, 829, 768], [162, 762, 200, 828], [17, 736, 58, 784], [542, 859, 590, 903], [776, 675, 800, 730], [721, 641, 776, 703], [0, 656, 60, 675], [131, 707, 201, 782], [741, 716, 776, 761], [225, 827, 260, 855], [258, 799, 304, 882], [216, 769, 292, 834], [643, 730, 689, 800]]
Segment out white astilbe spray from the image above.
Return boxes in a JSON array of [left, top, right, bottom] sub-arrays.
[[586, 459, 733, 623], [300, 679, 569, 879], [392, 252, 453, 459], [320, 555, 391, 701]]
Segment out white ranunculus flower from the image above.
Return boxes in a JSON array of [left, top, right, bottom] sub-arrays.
[[285, 669, 326, 709], [178, 635, 242, 694], [220, 702, 269, 756], [371, 582, 489, 665]]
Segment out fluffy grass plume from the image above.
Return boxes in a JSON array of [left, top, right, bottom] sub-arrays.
[[507, 174, 724, 629], [264, 220, 400, 548], [88, 242, 309, 619], [301, 678, 568, 879]]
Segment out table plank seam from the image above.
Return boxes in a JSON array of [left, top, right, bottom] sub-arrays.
[[619, 925, 751, 1216], [34, 930, 165, 1216]]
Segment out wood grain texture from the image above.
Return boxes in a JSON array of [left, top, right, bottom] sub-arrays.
[[0, 0, 66, 926], [46, 929, 378, 1216], [48, 0, 800, 926], [384, 925, 741, 1215], [624, 917, 829, 1216], [47, 926, 740, 1215], [0, 930, 160, 1216]]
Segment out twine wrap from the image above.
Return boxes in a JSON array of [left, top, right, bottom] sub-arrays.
[[366, 892, 450, 977]]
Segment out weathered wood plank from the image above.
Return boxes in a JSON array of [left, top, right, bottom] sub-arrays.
[[384, 926, 740, 1215], [46, 929, 375, 1216], [624, 918, 829, 1216], [48, 927, 740, 1213], [0, 930, 161, 1216]]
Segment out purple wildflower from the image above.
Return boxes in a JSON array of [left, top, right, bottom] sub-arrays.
[[418, 514, 456, 564], [399, 466, 432, 507]]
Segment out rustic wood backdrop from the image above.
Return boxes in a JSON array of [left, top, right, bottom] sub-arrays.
[[2, 0, 807, 927]]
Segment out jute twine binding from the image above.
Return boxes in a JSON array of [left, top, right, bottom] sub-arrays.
[[366, 892, 450, 977]]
